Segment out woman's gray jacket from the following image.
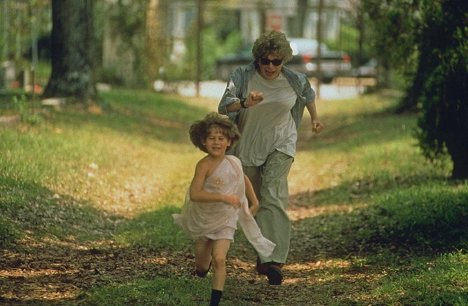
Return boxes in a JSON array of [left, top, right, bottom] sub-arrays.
[[218, 62, 316, 129]]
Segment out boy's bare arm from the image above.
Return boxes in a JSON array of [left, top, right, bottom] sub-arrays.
[[189, 160, 240, 207]]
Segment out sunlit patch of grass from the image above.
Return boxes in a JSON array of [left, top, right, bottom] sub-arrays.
[[0, 89, 211, 246], [291, 94, 450, 208]]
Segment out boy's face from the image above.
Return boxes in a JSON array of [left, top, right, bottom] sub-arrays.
[[202, 128, 231, 157]]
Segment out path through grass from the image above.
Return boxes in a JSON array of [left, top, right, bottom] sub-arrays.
[[0, 89, 466, 305]]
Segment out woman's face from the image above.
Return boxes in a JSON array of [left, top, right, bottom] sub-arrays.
[[258, 53, 283, 80]]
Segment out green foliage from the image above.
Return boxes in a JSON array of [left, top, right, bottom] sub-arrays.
[[415, 1, 468, 179], [361, 0, 421, 72], [163, 28, 242, 81], [363, 0, 468, 178], [12, 95, 43, 125], [328, 22, 373, 67], [0, 1, 51, 63]]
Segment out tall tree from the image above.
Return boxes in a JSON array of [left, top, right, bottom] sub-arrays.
[[416, 0, 467, 179], [362, 0, 423, 111], [363, 0, 467, 179], [42, 0, 96, 102]]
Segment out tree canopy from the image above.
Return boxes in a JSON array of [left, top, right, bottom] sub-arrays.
[[362, 0, 468, 179]]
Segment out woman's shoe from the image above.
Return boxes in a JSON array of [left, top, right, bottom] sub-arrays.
[[256, 257, 269, 275], [266, 265, 283, 285]]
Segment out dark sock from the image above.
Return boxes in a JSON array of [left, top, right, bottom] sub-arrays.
[[195, 269, 208, 277], [209, 289, 223, 306], [195, 262, 211, 277]]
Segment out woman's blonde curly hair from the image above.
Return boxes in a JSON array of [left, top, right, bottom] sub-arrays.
[[252, 31, 293, 63]]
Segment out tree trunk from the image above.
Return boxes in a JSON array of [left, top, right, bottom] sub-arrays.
[[294, 0, 308, 37], [42, 0, 96, 102], [395, 61, 424, 114], [450, 152, 468, 180], [145, 0, 162, 85]]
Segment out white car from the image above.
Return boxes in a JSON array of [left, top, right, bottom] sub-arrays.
[[215, 38, 352, 83]]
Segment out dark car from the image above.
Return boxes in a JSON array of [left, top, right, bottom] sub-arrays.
[[352, 59, 378, 78], [215, 38, 352, 83]]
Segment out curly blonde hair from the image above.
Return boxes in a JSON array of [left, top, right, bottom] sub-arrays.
[[189, 112, 241, 153], [252, 31, 293, 63]]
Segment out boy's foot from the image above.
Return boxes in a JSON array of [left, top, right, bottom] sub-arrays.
[[266, 265, 283, 285], [195, 269, 209, 277], [195, 262, 211, 277]]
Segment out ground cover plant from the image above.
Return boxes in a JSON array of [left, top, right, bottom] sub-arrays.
[[0, 89, 467, 305]]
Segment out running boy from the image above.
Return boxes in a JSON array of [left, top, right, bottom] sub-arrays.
[[173, 112, 275, 306]]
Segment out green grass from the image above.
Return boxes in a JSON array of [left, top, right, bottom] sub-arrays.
[[82, 277, 210, 306], [1, 89, 207, 246], [369, 251, 468, 306], [1, 89, 466, 305]]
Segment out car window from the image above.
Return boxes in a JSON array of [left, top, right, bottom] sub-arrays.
[[290, 39, 329, 55]]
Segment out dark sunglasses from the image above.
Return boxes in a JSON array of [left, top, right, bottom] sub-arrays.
[[259, 58, 283, 66]]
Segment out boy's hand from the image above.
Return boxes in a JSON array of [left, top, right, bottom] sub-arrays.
[[249, 202, 259, 216], [223, 194, 241, 208]]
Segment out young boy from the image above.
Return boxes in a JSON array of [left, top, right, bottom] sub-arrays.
[[173, 113, 275, 306]]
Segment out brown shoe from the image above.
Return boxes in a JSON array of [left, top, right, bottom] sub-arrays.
[[266, 265, 283, 285], [256, 258, 284, 285], [256, 257, 269, 275]]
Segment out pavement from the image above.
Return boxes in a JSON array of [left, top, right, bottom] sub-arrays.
[[153, 78, 374, 100]]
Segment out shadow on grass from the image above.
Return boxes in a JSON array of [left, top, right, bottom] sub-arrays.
[[290, 182, 468, 260], [0, 175, 194, 304], [0, 176, 123, 250]]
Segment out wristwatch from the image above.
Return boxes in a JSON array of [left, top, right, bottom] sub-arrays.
[[239, 98, 248, 108]]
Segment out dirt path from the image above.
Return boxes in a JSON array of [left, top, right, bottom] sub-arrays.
[[0, 199, 373, 305]]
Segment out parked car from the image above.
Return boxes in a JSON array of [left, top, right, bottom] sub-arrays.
[[352, 59, 378, 78], [215, 38, 352, 83]]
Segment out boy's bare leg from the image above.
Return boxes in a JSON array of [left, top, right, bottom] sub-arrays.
[[195, 239, 213, 275], [211, 239, 231, 290]]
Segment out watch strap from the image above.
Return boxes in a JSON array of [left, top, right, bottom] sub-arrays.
[[240, 98, 247, 108]]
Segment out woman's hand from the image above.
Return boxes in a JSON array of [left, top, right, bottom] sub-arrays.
[[312, 119, 324, 134], [246, 91, 264, 107]]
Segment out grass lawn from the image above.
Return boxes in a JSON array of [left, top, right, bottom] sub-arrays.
[[0, 88, 467, 305]]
